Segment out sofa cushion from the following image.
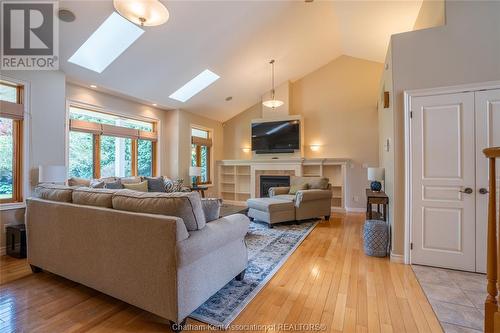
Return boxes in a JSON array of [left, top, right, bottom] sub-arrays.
[[144, 176, 166, 192], [112, 190, 206, 231], [104, 179, 123, 189], [72, 187, 117, 208], [67, 177, 91, 187], [34, 184, 74, 202], [246, 197, 295, 213], [177, 213, 250, 267], [291, 176, 329, 190], [272, 194, 296, 202], [123, 181, 148, 192]]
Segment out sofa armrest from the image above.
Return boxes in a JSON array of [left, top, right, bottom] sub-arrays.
[[201, 198, 223, 222], [269, 186, 290, 197], [295, 189, 332, 206]]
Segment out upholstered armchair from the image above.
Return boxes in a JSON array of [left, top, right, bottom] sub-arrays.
[[268, 176, 332, 221]]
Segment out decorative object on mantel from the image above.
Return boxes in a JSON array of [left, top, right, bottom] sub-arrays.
[[189, 166, 202, 187], [113, 0, 169, 27], [39, 165, 66, 184], [367, 167, 384, 192], [262, 59, 284, 109]]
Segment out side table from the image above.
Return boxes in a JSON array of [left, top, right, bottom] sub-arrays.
[[366, 189, 389, 221]]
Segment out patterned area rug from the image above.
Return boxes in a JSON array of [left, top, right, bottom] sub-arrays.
[[190, 220, 318, 328]]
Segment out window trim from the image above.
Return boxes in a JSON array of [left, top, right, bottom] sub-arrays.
[[0, 75, 30, 208], [190, 124, 213, 185], [66, 100, 160, 179]]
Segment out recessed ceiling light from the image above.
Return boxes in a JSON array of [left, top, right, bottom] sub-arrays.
[[169, 69, 220, 103], [90, 84, 97, 89], [68, 12, 144, 73], [152, 103, 157, 106]]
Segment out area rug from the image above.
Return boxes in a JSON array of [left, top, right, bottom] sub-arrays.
[[189, 220, 318, 328]]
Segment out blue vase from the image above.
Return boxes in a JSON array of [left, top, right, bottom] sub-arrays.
[[370, 181, 382, 192]]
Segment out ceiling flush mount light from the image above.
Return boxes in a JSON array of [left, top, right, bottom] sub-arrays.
[[262, 59, 284, 109], [169, 69, 220, 102], [68, 12, 144, 73], [90, 84, 97, 89], [152, 103, 157, 106], [113, 0, 169, 27]]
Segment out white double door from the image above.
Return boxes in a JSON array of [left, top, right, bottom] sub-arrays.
[[411, 88, 500, 273]]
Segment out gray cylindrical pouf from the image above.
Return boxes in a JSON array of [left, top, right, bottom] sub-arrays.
[[363, 219, 388, 257]]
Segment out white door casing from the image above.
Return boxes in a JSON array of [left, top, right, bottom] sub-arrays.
[[411, 92, 476, 271], [475, 89, 500, 273]]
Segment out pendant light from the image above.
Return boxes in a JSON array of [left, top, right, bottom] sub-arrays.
[[262, 59, 284, 109], [114, 0, 169, 27]]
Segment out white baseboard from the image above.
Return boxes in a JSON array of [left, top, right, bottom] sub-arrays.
[[331, 207, 346, 213], [390, 251, 404, 263]]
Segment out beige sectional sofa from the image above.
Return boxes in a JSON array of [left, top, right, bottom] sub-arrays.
[[27, 185, 249, 330]]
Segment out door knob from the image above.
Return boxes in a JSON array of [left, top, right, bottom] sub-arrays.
[[459, 187, 473, 194], [479, 188, 489, 194]]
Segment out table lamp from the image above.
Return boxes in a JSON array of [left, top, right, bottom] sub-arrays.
[[39, 165, 66, 184], [367, 167, 384, 192], [189, 166, 202, 187]]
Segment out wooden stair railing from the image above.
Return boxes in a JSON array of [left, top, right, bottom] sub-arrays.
[[484, 147, 500, 333]]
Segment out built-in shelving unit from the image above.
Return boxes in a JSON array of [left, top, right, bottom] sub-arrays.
[[217, 158, 348, 211]]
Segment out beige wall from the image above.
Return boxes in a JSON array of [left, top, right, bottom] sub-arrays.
[[222, 103, 262, 160], [387, 0, 500, 255], [413, 0, 445, 30], [176, 110, 223, 198], [66, 83, 170, 176], [223, 55, 383, 209], [1, 70, 66, 253], [378, 44, 396, 252]]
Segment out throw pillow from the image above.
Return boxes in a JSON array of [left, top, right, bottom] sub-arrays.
[[165, 178, 184, 193], [123, 180, 148, 192], [289, 183, 308, 195], [120, 176, 142, 184], [90, 180, 105, 188], [67, 177, 91, 187], [104, 179, 123, 189], [144, 176, 165, 192]]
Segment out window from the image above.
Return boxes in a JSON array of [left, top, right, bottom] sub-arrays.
[[68, 106, 157, 179], [191, 127, 212, 184], [0, 82, 23, 203]]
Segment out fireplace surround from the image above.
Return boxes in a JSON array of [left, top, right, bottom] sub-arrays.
[[259, 175, 290, 197]]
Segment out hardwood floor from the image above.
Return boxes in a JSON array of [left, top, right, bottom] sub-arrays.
[[0, 213, 443, 332]]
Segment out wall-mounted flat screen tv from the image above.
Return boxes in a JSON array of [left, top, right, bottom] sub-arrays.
[[251, 120, 300, 154]]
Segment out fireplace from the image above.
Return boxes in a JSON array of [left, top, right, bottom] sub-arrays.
[[260, 175, 290, 197]]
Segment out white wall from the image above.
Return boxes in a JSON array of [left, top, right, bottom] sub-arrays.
[[387, 0, 500, 255]]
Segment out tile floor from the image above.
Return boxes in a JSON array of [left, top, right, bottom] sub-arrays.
[[412, 265, 487, 333]]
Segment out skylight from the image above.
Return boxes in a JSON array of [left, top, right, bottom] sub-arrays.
[[68, 12, 144, 73], [169, 70, 220, 102]]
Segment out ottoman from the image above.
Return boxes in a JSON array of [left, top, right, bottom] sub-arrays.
[[247, 198, 295, 228], [363, 219, 389, 257]]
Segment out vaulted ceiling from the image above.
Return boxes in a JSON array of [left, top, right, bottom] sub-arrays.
[[60, 1, 422, 122]]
